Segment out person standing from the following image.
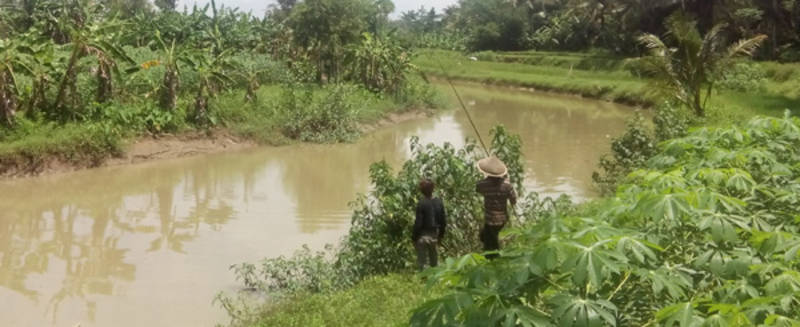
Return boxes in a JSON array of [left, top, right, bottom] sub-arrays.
[[476, 156, 517, 259], [412, 179, 447, 270]]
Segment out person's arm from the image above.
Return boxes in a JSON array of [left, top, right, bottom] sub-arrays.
[[437, 200, 447, 240], [508, 184, 518, 206], [412, 203, 423, 242]]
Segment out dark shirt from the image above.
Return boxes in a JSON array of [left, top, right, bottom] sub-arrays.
[[476, 177, 517, 226], [412, 197, 446, 242]]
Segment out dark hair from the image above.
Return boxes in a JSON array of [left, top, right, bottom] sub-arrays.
[[419, 179, 434, 197]]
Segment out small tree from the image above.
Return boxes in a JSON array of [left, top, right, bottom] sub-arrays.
[[183, 50, 234, 126], [637, 12, 766, 117], [346, 33, 413, 94], [288, 0, 375, 83], [0, 39, 24, 127], [155, 31, 184, 111]]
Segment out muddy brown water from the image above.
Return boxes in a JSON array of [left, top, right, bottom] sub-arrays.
[[0, 83, 633, 327]]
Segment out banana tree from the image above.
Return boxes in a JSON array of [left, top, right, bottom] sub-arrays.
[[638, 12, 767, 117], [154, 31, 185, 111], [346, 33, 413, 94], [0, 38, 28, 127], [182, 49, 234, 126], [21, 37, 56, 117], [53, 0, 134, 117]]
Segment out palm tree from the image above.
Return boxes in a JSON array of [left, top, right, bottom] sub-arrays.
[[638, 12, 766, 117]]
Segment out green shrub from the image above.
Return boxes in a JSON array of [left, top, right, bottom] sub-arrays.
[[718, 62, 767, 92], [393, 76, 447, 110], [653, 101, 691, 141], [593, 103, 690, 194], [277, 84, 361, 143], [592, 112, 658, 194]]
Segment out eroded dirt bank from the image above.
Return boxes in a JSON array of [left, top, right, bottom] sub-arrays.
[[0, 110, 432, 180]]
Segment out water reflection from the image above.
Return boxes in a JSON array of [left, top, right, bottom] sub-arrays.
[[0, 83, 632, 327], [451, 82, 630, 200]]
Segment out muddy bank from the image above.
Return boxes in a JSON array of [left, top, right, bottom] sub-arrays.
[[0, 109, 432, 180], [358, 110, 431, 134], [106, 130, 256, 167]]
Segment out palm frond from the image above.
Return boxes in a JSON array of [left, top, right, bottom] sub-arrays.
[[727, 34, 767, 58], [637, 34, 669, 56], [698, 23, 727, 64]]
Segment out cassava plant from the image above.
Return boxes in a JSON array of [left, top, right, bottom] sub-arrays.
[[411, 113, 800, 326]]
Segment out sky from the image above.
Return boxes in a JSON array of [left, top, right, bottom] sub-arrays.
[[175, 0, 458, 17]]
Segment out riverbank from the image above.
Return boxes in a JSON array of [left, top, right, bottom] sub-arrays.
[[0, 82, 441, 179], [414, 49, 800, 123], [0, 108, 434, 179]]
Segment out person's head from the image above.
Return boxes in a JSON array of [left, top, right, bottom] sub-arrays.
[[419, 179, 434, 198]]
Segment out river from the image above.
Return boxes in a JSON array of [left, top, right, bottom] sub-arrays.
[[0, 83, 633, 327]]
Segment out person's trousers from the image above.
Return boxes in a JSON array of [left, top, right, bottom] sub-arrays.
[[480, 223, 505, 259], [415, 232, 438, 270]]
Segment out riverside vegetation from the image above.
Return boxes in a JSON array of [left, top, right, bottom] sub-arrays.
[[0, 0, 443, 175], [216, 2, 800, 327], [4, 0, 800, 326], [220, 115, 800, 326]]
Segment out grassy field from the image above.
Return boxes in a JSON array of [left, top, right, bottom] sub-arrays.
[[414, 49, 800, 124], [243, 273, 441, 327]]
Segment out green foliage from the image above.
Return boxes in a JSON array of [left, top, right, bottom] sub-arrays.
[[593, 102, 690, 194], [653, 102, 691, 141], [288, 0, 386, 83], [0, 119, 123, 174], [393, 75, 447, 111], [411, 114, 800, 326], [638, 12, 767, 117], [277, 84, 361, 143], [346, 33, 413, 94], [718, 62, 768, 92], [219, 127, 542, 322], [451, 0, 530, 51], [592, 113, 658, 194]]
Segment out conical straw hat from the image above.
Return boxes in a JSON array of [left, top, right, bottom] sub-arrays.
[[476, 156, 508, 178]]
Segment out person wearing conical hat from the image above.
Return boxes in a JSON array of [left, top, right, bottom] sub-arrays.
[[475, 156, 517, 259]]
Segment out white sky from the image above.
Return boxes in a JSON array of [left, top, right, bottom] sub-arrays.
[[175, 0, 458, 17]]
